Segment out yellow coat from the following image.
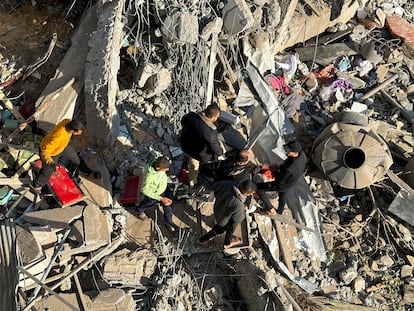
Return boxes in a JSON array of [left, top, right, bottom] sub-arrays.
[[39, 119, 72, 164]]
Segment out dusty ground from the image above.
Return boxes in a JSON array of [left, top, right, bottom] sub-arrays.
[[0, 2, 76, 102]]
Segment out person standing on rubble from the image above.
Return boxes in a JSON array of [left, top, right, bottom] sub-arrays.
[[136, 156, 176, 233], [30, 118, 84, 192], [196, 179, 256, 249], [255, 141, 307, 216], [180, 104, 225, 187], [198, 149, 255, 189]]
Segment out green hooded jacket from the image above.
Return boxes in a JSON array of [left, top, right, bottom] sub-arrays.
[[141, 158, 168, 201]]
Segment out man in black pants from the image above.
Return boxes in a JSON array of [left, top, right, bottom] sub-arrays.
[[197, 149, 255, 189], [255, 141, 306, 216], [196, 180, 256, 249]]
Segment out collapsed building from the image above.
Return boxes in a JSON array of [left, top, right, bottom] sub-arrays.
[[1, 0, 414, 310]]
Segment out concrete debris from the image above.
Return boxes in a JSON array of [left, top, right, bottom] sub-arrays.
[[101, 248, 157, 286], [161, 12, 199, 44], [222, 0, 255, 36], [2, 0, 414, 310]]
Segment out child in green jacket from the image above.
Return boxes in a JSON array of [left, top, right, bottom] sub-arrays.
[[136, 157, 175, 233]]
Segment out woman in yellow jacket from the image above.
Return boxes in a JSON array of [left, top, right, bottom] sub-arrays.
[[31, 119, 84, 192]]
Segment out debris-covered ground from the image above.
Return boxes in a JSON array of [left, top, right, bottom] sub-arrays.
[[1, 0, 414, 310]]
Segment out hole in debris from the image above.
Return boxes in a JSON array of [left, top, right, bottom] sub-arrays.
[[343, 147, 365, 169]]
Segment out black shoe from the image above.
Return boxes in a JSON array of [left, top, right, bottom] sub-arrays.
[[29, 182, 42, 193]]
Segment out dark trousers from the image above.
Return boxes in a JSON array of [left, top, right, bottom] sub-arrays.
[[198, 219, 236, 246], [33, 146, 80, 187], [33, 156, 58, 187], [136, 191, 173, 227], [257, 189, 289, 214]]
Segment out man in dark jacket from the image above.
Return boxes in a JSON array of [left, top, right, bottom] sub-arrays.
[[256, 141, 306, 216], [180, 104, 224, 187], [198, 149, 255, 189], [196, 180, 256, 249]]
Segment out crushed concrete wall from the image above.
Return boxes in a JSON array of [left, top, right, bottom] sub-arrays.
[[85, 0, 125, 148]]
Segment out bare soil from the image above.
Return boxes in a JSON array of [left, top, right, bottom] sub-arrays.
[[0, 1, 75, 101]]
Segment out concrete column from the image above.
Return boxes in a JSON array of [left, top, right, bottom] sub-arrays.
[[85, 0, 126, 148]]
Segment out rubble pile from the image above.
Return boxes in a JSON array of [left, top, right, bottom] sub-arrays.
[[1, 0, 414, 310]]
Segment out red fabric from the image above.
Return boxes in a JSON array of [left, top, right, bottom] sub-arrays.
[[309, 65, 338, 85], [265, 75, 290, 95], [253, 165, 275, 183], [178, 167, 189, 184]]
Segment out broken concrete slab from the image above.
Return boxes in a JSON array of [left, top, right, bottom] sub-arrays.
[[101, 248, 157, 286], [83, 203, 111, 245], [273, 0, 360, 54], [32, 292, 84, 311], [161, 12, 199, 44], [388, 189, 414, 227], [16, 225, 43, 266], [35, 5, 98, 133], [222, 0, 254, 36], [85, 0, 125, 147], [89, 288, 135, 310], [295, 42, 358, 66], [22, 205, 85, 228]]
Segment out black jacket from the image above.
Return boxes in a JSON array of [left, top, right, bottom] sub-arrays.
[[180, 112, 223, 162], [257, 151, 307, 192], [199, 154, 253, 183]]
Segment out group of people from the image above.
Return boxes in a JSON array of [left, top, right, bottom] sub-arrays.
[[35, 108, 305, 249], [135, 104, 307, 249]]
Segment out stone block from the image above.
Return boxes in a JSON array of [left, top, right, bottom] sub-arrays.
[[222, 0, 254, 36], [101, 248, 157, 286], [403, 284, 414, 303], [161, 12, 199, 44], [23, 205, 85, 228], [16, 225, 43, 265], [352, 275, 366, 293], [83, 204, 111, 245], [386, 15, 414, 45], [401, 265, 413, 279]]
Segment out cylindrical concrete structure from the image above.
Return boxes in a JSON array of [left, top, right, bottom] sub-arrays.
[[312, 122, 393, 189]]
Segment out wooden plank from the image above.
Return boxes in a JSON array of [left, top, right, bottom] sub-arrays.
[[274, 220, 295, 274], [217, 43, 237, 84], [359, 74, 398, 100]]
